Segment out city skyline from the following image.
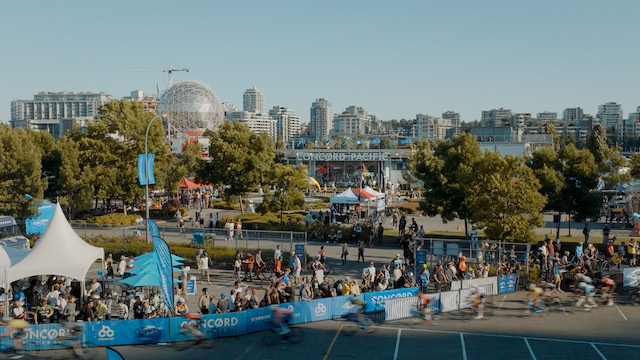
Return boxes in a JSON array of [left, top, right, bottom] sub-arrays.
[[2, 1, 639, 125]]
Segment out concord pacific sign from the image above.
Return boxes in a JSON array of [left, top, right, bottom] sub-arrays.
[[296, 152, 389, 161]]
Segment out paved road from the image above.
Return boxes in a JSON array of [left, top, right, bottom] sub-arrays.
[[31, 290, 640, 360]]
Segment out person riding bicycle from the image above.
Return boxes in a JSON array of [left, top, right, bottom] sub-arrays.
[[470, 286, 486, 319], [183, 313, 206, 342], [0, 317, 30, 358], [527, 284, 544, 313], [58, 320, 84, 358], [576, 281, 597, 309], [600, 277, 616, 307], [417, 291, 431, 321], [270, 306, 293, 335], [606, 241, 615, 258], [349, 298, 368, 328]]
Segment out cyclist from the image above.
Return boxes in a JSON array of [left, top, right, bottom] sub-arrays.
[[576, 282, 597, 309], [270, 306, 293, 335], [58, 321, 84, 358], [471, 286, 486, 319], [527, 284, 544, 313], [0, 317, 30, 358], [348, 298, 368, 328], [600, 277, 616, 307], [418, 292, 431, 321], [183, 313, 206, 343]]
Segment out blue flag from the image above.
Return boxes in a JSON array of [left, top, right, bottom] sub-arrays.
[[152, 236, 174, 312], [138, 154, 156, 185], [389, 140, 395, 146], [355, 139, 363, 145], [370, 139, 380, 145], [148, 219, 161, 238], [400, 139, 411, 145], [326, 140, 332, 146], [342, 141, 348, 146], [314, 140, 319, 147], [297, 140, 303, 148]]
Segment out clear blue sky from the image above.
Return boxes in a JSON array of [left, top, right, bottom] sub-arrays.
[[2, 0, 639, 125]]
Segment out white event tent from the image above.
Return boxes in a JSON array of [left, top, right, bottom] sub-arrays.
[[363, 186, 385, 199], [329, 188, 361, 204], [7, 203, 104, 289]]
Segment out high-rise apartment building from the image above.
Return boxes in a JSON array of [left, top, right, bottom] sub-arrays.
[[333, 106, 371, 136], [269, 106, 300, 143], [416, 114, 452, 140], [309, 98, 333, 142], [442, 111, 461, 136], [510, 113, 531, 127], [481, 108, 512, 127], [537, 111, 557, 122], [227, 111, 277, 141], [10, 91, 113, 138], [596, 102, 623, 137], [563, 107, 584, 122], [243, 87, 264, 113]]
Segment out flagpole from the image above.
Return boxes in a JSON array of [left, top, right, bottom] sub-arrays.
[[145, 114, 162, 244]]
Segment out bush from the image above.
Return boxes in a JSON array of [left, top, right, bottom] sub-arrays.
[[86, 214, 141, 225]]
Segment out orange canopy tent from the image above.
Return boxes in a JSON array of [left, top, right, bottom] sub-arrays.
[[179, 178, 212, 189], [353, 188, 376, 200]]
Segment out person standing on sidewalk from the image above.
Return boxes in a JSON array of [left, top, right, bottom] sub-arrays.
[[358, 240, 365, 262], [341, 241, 349, 265], [583, 223, 590, 245], [236, 219, 243, 240], [198, 288, 210, 314]]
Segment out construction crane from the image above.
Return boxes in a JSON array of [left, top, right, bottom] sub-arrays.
[[116, 65, 190, 90]]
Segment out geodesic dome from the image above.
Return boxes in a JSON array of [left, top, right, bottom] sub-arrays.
[[157, 79, 223, 132]]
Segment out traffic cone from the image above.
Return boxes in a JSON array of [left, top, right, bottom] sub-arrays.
[[565, 216, 568, 222], [457, 224, 460, 230], [550, 229, 553, 234]]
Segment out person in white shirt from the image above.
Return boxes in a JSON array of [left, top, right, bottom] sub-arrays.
[[118, 256, 127, 276], [366, 262, 376, 280], [200, 251, 211, 284], [293, 254, 302, 284], [90, 279, 102, 294]]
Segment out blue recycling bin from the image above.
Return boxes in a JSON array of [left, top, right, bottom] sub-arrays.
[[192, 233, 205, 247]]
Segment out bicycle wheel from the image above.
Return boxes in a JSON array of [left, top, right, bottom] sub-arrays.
[[286, 328, 305, 344], [260, 329, 279, 346], [260, 267, 274, 280]]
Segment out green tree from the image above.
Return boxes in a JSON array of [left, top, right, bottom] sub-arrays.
[[558, 144, 602, 225], [260, 164, 309, 222], [56, 137, 94, 219], [587, 124, 611, 171], [0, 126, 47, 218], [405, 133, 482, 236], [630, 153, 640, 179], [198, 120, 275, 213], [528, 147, 565, 233], [93, 100, 173, 214], [28, 130, 61, 199], [165, 142, 203, 193], [466, 152, 546, 242]]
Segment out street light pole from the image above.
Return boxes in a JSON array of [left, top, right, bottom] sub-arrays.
[[145, 115, 162, 244]]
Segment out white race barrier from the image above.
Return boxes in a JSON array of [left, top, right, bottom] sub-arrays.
[[461, 277, 498, 295], [385, 296, 419, 321]]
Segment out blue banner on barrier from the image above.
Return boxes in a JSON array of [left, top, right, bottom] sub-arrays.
[[171, 312, 246, 341], [5, 322, 85, 350], [85, 318, 170, 347], [365, 287, 419, 312], [428, 293, 441, 314], [245, 307, 274, 333], [498, 274, 517, 293]]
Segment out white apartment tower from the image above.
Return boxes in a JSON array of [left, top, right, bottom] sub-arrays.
[[243, 87, 264, 113], [309, 98, 333, 142], [537, 111, 557, 122], [416, 114, 452, 140], [442, 111, 461, 135], [269, 106, 301, 143], [481, 108, 512, 127], [10, 91, 113, 138], [596, 102, 623, 136], [333, 106, 371, 136]]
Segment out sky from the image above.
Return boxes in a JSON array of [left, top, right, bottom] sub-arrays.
[[2, 0, 640, 125]]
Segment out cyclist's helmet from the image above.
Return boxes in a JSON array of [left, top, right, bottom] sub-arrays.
[[185, 313, 202, 320]]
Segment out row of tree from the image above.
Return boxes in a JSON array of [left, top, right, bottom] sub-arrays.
[[0, 101, 308, 221], [406, 124, 639, 242]]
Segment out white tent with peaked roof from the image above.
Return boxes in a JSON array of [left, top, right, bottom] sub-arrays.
[[329, 188, 361, 204], [7, 203, 104, 285]]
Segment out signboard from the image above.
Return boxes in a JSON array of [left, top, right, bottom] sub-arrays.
[[295, 244, 305, 257], [296, 152, 389, 161], [623, 267, 640, 287], [364, 287, 419, 312], [186, 278, 196, 295], [498, 274, 517, 293], [416, 250, 427, 270], [376, 198, 386, 211]]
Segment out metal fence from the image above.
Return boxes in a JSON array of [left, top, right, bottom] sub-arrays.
[[69, 222, 307, 254]]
